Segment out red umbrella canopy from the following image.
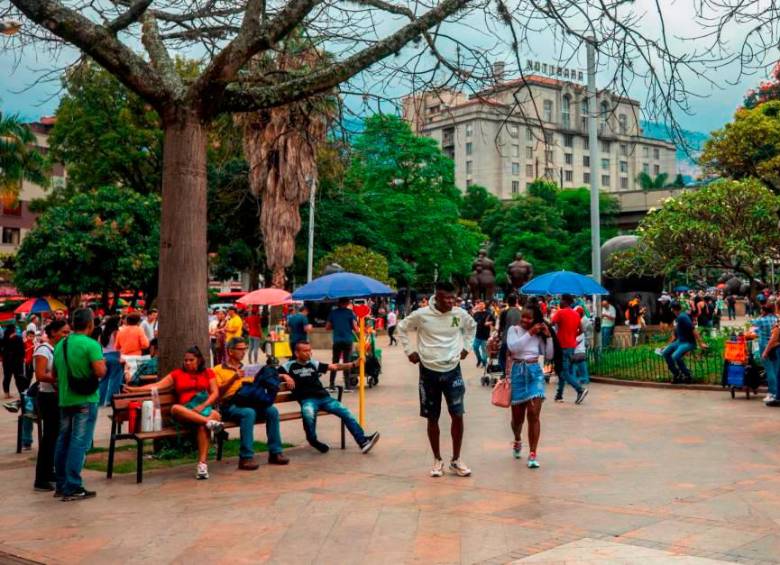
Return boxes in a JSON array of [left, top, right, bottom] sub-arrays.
[[237, 288, 294, 307]]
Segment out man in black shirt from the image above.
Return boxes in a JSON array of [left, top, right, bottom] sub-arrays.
[[471, 301, 494, 368], [279, 341, 380, 454]]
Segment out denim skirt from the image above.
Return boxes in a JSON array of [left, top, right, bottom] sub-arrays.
[[510, 361, 546, 405]]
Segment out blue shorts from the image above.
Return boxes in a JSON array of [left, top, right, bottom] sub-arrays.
[[510, 361, 546, 405], [419, 364, 465, 419]]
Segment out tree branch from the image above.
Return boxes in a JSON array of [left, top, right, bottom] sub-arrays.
[[10, 0, 171, 107], [141, 12, 184, 96], [108, 0, 154, 33], [219, 0, 471, 113]]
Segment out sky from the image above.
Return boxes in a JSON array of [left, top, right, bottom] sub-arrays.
[[0, 0, 775, 135]]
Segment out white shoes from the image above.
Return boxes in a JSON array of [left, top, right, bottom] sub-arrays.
[[430, 459, 444, 477], [196, 462, 209, 480], [449, 459, 472, 477]]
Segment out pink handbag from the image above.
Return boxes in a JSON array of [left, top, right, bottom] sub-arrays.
[[491, 378, 511, 408]]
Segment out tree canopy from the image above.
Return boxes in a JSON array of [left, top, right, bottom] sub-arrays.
[[0, 114, 48, 200], [316, 244, 394, 285], [607, 179, 780, 284], [14, 186, 160, 299]]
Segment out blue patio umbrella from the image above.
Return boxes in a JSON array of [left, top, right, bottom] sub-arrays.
[[674, 285, 690, 292], [520, 270, 609, 296], [292, 272, 395, 301]]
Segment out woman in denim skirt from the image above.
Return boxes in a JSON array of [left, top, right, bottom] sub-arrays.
[[506, 306, 549, 469]]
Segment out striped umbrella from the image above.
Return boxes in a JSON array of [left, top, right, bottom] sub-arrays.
[[14, 297, 68, 314]]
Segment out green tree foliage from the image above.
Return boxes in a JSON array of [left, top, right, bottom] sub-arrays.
[[316, 244, 395, 285], [608, 179, 780, 284], [14, 186, 160, 298], [460, 184, 501, 222], [47, 61, 163, 196], [0, 113, 48, 198], [700, 100, 780, 191], [481, 180, 619, 282], [344, 115, 483, 286]]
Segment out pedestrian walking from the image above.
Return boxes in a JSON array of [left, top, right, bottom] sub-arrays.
[[326, 298, 358, 391], [600, 299, 616, 348], [552, 294, 589, 404], [746, 303, 778, 403], [2, 325, 26, 401], [471, 300, 494, 368], [497, 294, 522, 375], [244, 307, 263, 364], [726, 294, 737, 320], [506, 306, 549, 469], [387, 309, 398, 346], [286, 305, 313, 355], [97, 316, 124, 406], [397, 282, 477, 478], [53, 308, 107, 500]]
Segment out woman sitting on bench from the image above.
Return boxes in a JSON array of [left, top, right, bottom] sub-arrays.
[[124, 346, 224, 480]]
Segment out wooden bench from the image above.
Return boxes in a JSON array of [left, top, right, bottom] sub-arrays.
[[108, 385, 345, 483]]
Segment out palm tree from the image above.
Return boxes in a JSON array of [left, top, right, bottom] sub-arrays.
[[0, 114, 49, 205], [236, 43, 336, 289], [636, 171, 669, 191]]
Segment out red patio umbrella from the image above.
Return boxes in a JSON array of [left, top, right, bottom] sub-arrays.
[[236, 288, 295, 307]]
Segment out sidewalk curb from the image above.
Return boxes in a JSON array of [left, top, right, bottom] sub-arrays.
[[589, 375, 767, 392]]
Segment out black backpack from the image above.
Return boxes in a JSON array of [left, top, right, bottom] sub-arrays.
[[63, 337, 100, 396], [233, 365, 280, 410]]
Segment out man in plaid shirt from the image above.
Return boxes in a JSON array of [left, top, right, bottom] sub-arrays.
[[747, 301, 778, 403]]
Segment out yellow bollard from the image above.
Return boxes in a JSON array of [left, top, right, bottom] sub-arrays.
[[358, 315, 366, 426]]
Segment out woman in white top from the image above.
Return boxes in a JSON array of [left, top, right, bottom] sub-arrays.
[[506, 305, 550, 469]]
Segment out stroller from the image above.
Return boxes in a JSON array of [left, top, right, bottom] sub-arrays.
[[347, 331, 382, 388], [481, 332, 504, 387]]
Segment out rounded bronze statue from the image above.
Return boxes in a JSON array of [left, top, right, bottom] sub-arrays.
[[468, 248, 496, 300], [506, 253, 533, 291]]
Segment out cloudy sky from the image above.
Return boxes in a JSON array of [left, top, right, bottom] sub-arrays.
[[0, 0, 775, 135]]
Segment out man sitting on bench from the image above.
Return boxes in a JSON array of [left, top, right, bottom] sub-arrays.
[[214, 337, 289, 470], [279, 341, 380, 454]]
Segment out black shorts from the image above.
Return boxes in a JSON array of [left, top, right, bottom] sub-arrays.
[[419, 364, 465, 419]]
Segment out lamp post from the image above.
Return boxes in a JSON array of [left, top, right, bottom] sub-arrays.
[[586, 37, 603, 346], [306, 176, 316, 283]]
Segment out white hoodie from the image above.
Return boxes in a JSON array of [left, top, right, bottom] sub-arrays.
[[397, 297, 477, 372]]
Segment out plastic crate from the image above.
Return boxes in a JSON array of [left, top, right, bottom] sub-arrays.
[[727, 363, 746, 387]]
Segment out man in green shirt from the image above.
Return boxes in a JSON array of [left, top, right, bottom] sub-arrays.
[[53, 308, 106, 501]]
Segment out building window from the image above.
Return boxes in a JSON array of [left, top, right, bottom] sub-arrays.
[[601, 175, 610, 187], [544, 131, 554, 145], [509, 124, 519, 138], [584, 172, 591, 184], [465, 122, 473, 137], [526, 164, 534, 177], [620, 143, 628, 156], [465, 142, 473, 156], [583, 155, 590, 167], [642, 162, 650, 174], [620, 177, 629, 189], [525, 147, 533, 159], [564, 170, 573, 182], [563, 134, 573, 148], [601, 141, 611, 153], [600, 100, 609, 128], [512, 162, 520, 175], [643, 146, 650, 158], [443, 126, 454, 146], [544, 168, 555, 178], [512, 180, 520, 194], [512, 144, 520, 157], [584, 137, 590, 150], [545, 150, 554, 163], [653, 164, 660, 176], [601, 158, 610, 170], [543, 99, 553, 122], [526, 128, 534, 142], [581, 97, 590, 130], [564, 153, 573, 165], [562, 95, 571, 129], [619, 160, 628, 173], [1, 227, 20, 245], [466, 161, 473, 174], [653, 147, 660, 159], [466, 178, 473, 187], [618, 114, 627, 134]]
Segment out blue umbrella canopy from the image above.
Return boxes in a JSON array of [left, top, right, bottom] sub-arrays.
[[521, 270, 609, 296], [292, 272, 395, 301]]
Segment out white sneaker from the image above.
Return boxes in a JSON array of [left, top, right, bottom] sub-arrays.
[[205, 420, 224, 433], [764, 394, 776, 404], [196, 462, 209, 480], [449, 459, 472, 477], [430, 459, 444, 478]]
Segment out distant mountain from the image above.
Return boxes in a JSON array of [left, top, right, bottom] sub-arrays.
[[640, 121, 709, 177]]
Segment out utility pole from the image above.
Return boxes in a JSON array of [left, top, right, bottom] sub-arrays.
[[587, 38, 601, 285], [306, 177, 316, 283]]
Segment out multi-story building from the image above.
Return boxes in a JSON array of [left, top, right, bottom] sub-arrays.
[[0, 116, 64, 254], [402, 74, 677, 201]]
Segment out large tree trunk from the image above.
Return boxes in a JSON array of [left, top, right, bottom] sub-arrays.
[[157, 109, 209, 375], [272, 267, 286, 289]]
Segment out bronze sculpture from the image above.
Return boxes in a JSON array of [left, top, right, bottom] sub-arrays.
[[467, 249, 496, 300], [506, 253, 534, 291]]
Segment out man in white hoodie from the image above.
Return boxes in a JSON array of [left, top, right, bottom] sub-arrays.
[[397, 282, 477, 478]]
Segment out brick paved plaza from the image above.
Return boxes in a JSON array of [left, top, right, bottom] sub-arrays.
[[0, 338, 779, 564]]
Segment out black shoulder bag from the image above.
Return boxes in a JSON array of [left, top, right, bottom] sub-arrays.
[[63, 337, 100, 395]]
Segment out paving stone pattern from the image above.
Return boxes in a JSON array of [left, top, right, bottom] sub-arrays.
[[0, 334, 779, 564]]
